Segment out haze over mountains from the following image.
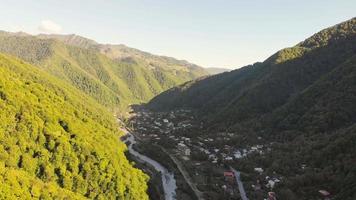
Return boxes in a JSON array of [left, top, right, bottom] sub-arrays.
[[147, 17, 356, 199], [205, 67, 231, 75]]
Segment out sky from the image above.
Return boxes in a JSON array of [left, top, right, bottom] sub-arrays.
[[1, 0, 355, 69]]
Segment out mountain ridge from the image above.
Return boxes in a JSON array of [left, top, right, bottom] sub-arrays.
[[0, 31, 209, 111]]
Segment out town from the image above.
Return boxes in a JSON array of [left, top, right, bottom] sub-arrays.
[[127, 108, 286, 200]]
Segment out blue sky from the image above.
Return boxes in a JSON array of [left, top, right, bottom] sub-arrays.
[[1, 0, 355, 68]]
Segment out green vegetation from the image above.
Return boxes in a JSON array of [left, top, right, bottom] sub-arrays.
[[147, 17, 356, 199], [0, 32, 208, 111], [0, 29, 208, 200], [0, 53, 148, 199]]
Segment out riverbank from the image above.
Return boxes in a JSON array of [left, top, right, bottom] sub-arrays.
[[122, 133, 177, 200], [125, 151, 165, 200], [131, 138, 199, 200]]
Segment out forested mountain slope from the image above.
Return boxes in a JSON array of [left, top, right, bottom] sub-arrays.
[[38, 33, 207, 77], [148, 17, 356, 127], [147, 17, 356, 199], [0, 53, 148, 199], [0, 32, 208, 110]]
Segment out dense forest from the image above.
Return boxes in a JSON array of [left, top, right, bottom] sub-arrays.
[[0, 53, 148, 199], [0, 28, 209, 200], [0, 31, 208, 111], [147, 17, 356, 199]]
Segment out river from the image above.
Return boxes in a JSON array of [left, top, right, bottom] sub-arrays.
[[123, 132, 177, 200]]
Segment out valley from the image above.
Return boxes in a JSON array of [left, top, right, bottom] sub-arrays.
[[143, 17, 356, 200], [123, 18, 356, 199], [0, 4, 355, 199], [127, 107, 278, 200]]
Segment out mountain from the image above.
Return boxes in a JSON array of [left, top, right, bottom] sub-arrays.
[[205, 67, 231, 75], [147, 18, 356, 199], [0, 32, 208, 111], [0, 53, 148, 199], [147, 17, 356, 125], [38, 33, 207, 75]]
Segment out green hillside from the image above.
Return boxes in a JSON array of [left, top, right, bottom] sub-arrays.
[[0, 32, 208, 111], [147, 17, 356, 125], [0, 53, 148, 199], [146, 17, 356, 199]]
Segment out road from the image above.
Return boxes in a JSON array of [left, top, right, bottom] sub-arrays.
[[230, 167, 249, 200], [160, 147, 205, 200]]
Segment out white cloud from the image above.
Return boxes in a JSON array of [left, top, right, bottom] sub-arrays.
[[38, 20, 62, 34]]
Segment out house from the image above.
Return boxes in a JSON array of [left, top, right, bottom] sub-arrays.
[[202, 149, 210, 155], [319, 190, 331, 200], [184, 148, 191, 156], [154, 121, 162, 126], [234, 150, 242, 159], [252, 180, 262, 190], [208, 154, 218, 163], [273, 178, 281, 183], [224, 156, 233, 161], [266, 180, 276, 189], [224, 171, 235, 183], [268, 192, 276, 200], [254, 167, 264, 174], [251, 146, 258, 151], [178, 143, 191, 156], [224, 171, 234, 177], [222, 185, 227, 190]]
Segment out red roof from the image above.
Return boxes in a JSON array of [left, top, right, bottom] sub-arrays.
[[268, 192, 276, 200], [268, 192, 276, 197], [224, 171, 235, 177]]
